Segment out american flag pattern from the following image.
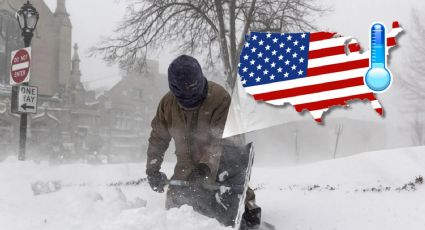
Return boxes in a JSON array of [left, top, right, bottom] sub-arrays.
[[238, 21, 403, 122]]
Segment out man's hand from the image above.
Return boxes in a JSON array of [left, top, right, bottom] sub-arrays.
[[146, 170, 168, 193]]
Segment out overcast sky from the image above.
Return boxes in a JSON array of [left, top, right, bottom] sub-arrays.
[[42, 0, 423, 91]]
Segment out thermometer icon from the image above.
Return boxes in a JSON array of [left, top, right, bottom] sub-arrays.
[[364, 23, 392, 93]]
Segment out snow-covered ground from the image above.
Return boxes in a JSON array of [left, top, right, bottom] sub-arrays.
[[1, 146, 424, 230]]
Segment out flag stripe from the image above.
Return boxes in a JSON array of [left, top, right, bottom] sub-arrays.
[[387, 37, 396, 46], [309, 36, 352, 50], [309, 109, 328, 119], [309, 32, 337, 42], [308, 43, 361, 59], [308, 52, 366, 69], [308, 99, 382, 119], [267, 85, 371, 106], [309, 37, 397, 59], [244, 68, 368, 94], [307, 59, 369, 77], [253, 77, 364, 101], [294, 93, 376, 112]]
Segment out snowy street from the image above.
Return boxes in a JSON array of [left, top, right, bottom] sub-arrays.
[[1, 146, 424, 230]]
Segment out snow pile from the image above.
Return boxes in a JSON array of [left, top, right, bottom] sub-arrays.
[[1, 146, 425, 230], [250, 146, 425, 230], [0, 158, 229, 230]]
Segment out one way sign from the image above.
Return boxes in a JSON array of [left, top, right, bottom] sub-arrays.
[[11, 85, 38, 114]]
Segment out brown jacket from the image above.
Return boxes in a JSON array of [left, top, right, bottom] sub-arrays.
[[146, 81, 231, 182]]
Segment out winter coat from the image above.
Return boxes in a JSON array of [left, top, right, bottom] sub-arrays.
[[146, 81, 231, 183]]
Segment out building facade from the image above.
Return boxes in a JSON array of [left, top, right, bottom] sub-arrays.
[[1, 0, 73, 160], [0, 0, 168, 162], [97, 60, 168, 162]]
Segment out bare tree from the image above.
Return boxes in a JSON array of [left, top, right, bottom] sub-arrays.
[[91, 0, 327, 92], [398, 10, 425, 145]]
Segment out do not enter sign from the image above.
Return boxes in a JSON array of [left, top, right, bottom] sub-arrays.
[[10, 47, 31, 86]]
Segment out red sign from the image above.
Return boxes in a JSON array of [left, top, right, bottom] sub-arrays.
[[10, 47, 31, 86]]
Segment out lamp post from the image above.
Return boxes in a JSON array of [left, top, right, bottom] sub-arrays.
[[15, 1, 39, 161], [16, 1, 39, 47]]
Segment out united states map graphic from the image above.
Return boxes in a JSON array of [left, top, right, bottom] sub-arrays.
[[238, 21, 403, 122]]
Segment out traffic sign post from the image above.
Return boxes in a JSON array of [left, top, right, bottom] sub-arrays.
[[10, 47, 31, 86], [9, 47, 35, 161], [14, 1, 39, 161]]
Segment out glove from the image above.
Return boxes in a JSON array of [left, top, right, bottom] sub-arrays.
[[146, 170, 168, 193], [188, 163, 211, 182]]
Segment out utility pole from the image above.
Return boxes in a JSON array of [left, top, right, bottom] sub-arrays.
[[333, 123, 343, 159]]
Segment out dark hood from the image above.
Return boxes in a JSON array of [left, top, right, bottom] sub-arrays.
[[168, 55, 208, 109]]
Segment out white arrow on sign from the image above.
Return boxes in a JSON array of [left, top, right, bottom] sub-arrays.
[[17, 85, 38, 114]]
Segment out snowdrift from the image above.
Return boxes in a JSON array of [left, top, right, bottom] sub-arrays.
[[0, 146, 424, 230]]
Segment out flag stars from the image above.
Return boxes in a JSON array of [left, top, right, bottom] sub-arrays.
[[239, 32, 310, 85], [298, 70, 304, 75]]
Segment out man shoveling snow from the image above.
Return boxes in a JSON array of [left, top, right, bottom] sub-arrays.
[[146, 55, 261, 229]]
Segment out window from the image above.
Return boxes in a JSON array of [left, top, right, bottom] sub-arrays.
[[0, 10, 23, 85]]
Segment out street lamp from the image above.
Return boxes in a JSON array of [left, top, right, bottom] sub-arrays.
[[15, 0, 39, 161], [16, 1, 39, 47]]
